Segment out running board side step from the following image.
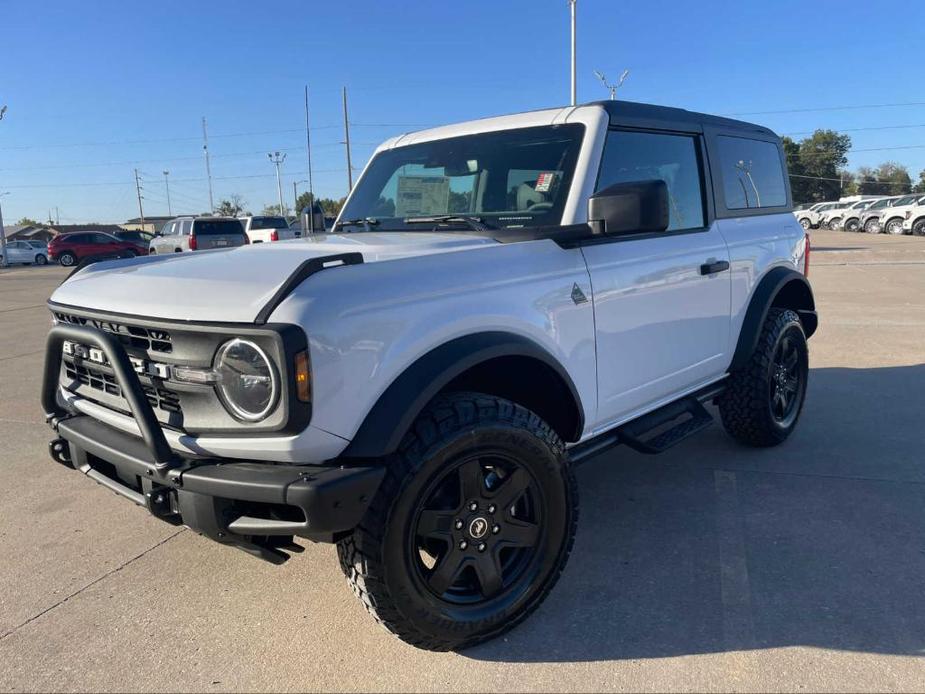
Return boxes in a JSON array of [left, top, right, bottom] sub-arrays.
[[616, 396, 713, 454], [568, 380, 725, 465]]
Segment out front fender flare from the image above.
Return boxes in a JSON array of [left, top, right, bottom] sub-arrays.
[[340, 332, 584, 459]]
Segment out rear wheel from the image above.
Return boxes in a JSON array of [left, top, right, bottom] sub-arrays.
[[719, 308, 809, 447], [58, 251, 77, 267], [337, 392, 577, 651]]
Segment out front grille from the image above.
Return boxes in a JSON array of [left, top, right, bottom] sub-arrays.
[[54, 311, 172, 353], [64, 360, 182, 414]]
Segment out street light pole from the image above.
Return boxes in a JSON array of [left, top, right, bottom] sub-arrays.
[[268, 152, 287, 215], [163, 170, 172, 216], [0, 192, 9, 269]]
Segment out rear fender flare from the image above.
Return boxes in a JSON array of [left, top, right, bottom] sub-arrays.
[[730, 267, 816, 372]]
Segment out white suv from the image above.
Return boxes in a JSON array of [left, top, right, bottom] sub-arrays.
[[794, 201, 837, 230], [876, 193, 925, 235], [238, 215, 300, 243], [42, 100, 814, 651], [901, 199, 925, 235]]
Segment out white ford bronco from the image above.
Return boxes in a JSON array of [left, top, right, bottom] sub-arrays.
[[42, 100, 815, 651]]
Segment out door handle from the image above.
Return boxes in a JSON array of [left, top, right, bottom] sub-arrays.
[[700, 260, 730, 275]]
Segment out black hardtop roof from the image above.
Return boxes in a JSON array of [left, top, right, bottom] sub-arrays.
[[590, 100, 778, 139]]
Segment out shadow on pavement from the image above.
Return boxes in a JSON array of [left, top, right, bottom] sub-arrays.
[[466, 364, 925, 663]]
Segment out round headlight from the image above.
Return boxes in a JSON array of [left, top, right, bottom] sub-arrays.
[[215, 339, 278, 422]]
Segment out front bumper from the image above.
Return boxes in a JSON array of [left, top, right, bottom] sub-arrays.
[[43, 323, 384, 562]]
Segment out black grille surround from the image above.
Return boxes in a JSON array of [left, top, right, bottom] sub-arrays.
[[49, 302, 311, 436]]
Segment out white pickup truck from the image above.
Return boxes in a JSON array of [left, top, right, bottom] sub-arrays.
[[42, 100, 814, 651], [237, 215, 300, 243]]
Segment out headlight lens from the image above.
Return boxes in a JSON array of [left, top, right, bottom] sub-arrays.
[[215, 339, 278, 422]]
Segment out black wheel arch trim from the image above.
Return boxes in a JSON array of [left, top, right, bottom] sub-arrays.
[[730, 266, 817, 373], [341, 332, 585, 459]]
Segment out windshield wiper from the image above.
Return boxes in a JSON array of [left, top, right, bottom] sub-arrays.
[[334, 217, 380, 231], [403, 215, 491, 231]]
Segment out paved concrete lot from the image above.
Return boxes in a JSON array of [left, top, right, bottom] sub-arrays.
[[1, 230, 924, 692]]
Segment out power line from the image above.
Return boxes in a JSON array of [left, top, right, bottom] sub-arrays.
[[783, 123, 925, 137], [729, 101, 925, 116]]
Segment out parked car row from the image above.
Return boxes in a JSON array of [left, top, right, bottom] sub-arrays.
[[793, 194, 925, 235]]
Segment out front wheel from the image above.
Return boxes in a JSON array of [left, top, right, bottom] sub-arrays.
[[798, 218, 811, 231], [34, 254, 48, 265], [718, 308, 809, 447], [844, 218, 860, 232], [338, 392, 577, 651], [913, 219, 925, 236], [58, 251, 77, 267], [828, 217, 842, 230], [864, 218, 881, 234], [885, 218, 905, 235]]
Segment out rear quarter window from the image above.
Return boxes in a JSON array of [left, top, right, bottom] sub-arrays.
[[716, 136, 788, 210]]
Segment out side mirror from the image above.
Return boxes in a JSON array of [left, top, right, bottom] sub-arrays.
[[588, 180, 670, 236]]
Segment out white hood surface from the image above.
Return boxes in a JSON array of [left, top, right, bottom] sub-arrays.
[[51, 232, 499, 323]]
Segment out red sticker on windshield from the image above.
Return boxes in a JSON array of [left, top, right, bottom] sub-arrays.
[[535, 172, 555, 192]]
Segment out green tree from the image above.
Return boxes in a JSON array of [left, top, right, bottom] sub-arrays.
[[215, 194, 246, 217], [913, 169, 925, 194], [317, 197, 346, 217], [790, 130, 852, 203], [294, 191, 315, 214], [16, 217, 40, 226], [261, 204, 285, 216], [875, 162, 912, 195]]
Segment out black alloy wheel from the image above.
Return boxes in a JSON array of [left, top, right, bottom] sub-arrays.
[[769, 332, 804, 428], [410, 454, 543, 605]]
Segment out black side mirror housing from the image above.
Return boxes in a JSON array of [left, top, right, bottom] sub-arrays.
[[588, 180, 670, 236]]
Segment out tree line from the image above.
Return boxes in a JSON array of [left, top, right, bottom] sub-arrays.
[[783, 130, 925, 204]]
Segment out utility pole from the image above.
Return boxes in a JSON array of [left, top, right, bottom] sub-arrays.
[[304, 85, 315, 233], [163, 170, 172, 216], [202, 117, 214, 213], [134, 168, 146, 226], [268, 152, 287, 215], [55, 207, 59, 225], [342, 86, 353, 192], [569, 0, 577, 106], [0, 192, 9, 269]]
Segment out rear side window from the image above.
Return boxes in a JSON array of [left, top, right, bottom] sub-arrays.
[[193, 220, 245, 236], [716, 136, 787, 210], [596, 130, 705, 231], [181, 220, 192, 235]]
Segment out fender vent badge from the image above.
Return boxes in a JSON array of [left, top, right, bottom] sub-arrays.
[[571, 283, 588, 305]]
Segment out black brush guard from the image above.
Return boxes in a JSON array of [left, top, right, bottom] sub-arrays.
[[42, 323, 384, 562]]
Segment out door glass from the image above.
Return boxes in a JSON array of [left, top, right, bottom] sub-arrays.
[[716, 136, 787, 210], [597, 130, 706, 231]]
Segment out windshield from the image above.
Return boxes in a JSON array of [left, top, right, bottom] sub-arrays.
[[250, 216, 288, 230], [193, 219, 245, 236], [339, 124, 585, 230]]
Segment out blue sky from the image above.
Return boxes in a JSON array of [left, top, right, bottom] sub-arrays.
[[1, 0, 924, 224]]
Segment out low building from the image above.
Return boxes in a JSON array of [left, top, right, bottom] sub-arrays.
[[122, 215, 196, 233]]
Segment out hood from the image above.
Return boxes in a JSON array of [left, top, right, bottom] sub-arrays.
[[51, 232, 498, 323]]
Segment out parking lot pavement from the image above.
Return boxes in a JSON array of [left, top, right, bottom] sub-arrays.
[[1, 231, 924, 692]]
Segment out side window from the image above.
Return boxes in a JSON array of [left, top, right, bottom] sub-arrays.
[[716, 136, 787, 210], [181, 220, 192, 235], [596, 130, 705, 231]]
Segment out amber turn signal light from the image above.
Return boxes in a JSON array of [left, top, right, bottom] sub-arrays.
[[294, 350, 311, 403]]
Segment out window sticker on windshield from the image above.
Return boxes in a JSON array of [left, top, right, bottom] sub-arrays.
[[395, 175, 450, 216], [535, 172, 556, 193]]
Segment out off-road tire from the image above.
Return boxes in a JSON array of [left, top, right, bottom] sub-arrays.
[[718, 308, 808, 447], [337, 392, 578, 651]]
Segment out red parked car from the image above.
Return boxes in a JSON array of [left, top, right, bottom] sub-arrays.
[[47, 231, 147, 267]]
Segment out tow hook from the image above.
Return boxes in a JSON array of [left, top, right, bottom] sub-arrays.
[[48, 438, 73, 468]]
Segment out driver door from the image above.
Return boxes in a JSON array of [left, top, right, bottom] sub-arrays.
[[582, 128, 731, 431]]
